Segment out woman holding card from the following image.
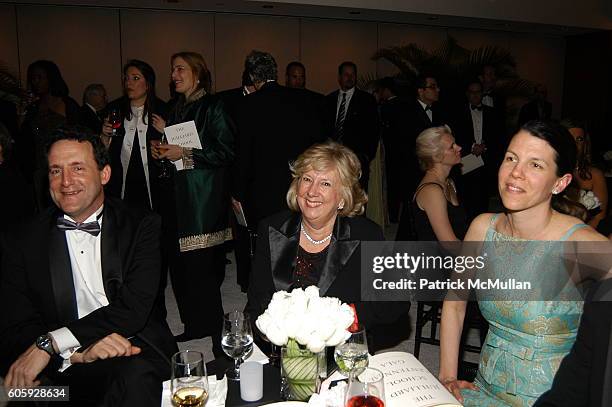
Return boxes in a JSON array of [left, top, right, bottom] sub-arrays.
[[152, 52, 235, 356]]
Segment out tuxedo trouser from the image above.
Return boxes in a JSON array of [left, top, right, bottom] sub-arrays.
[[45, 339, 169, 407], [170, 245, 225, 356]]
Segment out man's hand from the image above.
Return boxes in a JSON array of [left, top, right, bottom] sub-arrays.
[[70, 333, 141, 364], [4, 344, 50, 389]]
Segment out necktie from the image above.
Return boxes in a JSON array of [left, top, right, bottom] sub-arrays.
[[123, 128, 150, 209], [471, 104, 483, 111], [335, 92, 347, 140], [56, 217, 101, 236], [424, 105, 432, 112]]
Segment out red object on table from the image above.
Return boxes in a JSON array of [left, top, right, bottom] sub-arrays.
[[349, 303, 360, 333]]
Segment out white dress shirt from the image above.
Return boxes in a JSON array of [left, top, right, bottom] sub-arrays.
[[470, 106, 484, 145], [417, 99, 432, 122], [49, 206, 108, 371], [336, 87, 355, 121], [120, 105, 152, 207]]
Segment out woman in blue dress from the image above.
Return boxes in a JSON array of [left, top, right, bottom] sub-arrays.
[[439, 120, 609, 406]]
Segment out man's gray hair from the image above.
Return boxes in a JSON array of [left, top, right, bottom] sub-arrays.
[[82, 83, 106, 105], [244, 50, 277, 83]]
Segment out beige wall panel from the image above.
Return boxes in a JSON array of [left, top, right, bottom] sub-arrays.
[[376, 23, 447, 78], [301, 19, 377, 95], [17, 5, 121, 102], [446, 28, 510, 51], [0, 4, 19, 76], [121, 9, 214, 100], [509, 34, 565, 119], [214, 14, 299, 92]]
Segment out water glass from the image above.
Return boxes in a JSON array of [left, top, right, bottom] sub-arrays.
[[221, 311, 253, 380], [334, 324, 369, 378]]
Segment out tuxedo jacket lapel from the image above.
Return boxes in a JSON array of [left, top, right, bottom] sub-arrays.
[[268, 213, 359, 295], [318, 217, 359, 295], [416, 101, 432, 126], [101, 202, 123, 301], [48, 218, 78, 325], [269, 215, 300, 291]]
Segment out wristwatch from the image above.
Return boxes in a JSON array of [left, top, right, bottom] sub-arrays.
[[36, 334, 56, 356]]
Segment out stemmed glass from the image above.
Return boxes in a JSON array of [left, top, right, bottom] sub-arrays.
[[221, 311, 253, 380], [334, 324, 369, 379], [108, 108, 121, 137], [171, 350, 209, 407], [156, 132, 173, 179], [344, 367, 386, 407]]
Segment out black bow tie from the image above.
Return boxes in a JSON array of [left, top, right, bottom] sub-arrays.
[[471, 104, 483, 111], [424, 105, 432, 112], [56, 217, 101, 236]]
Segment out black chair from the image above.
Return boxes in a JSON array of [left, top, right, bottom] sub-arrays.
[[413, 301, 488, 381]]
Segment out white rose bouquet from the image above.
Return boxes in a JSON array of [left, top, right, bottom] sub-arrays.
[[255, 286, 355, 353]]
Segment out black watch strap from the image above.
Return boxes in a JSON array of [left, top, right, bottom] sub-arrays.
[[36, 334, 56, 356]]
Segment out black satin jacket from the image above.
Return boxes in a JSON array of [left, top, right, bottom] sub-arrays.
[[246, 211, 407, 346]]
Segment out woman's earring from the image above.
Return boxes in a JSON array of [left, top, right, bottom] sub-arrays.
[[552, 189, 558, 195], [338, 201, 345, 210]]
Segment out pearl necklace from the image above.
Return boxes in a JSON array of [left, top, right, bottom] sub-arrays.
[[301, 223, 332, 245]]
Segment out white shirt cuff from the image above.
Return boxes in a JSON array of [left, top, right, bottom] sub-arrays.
[[49, 327, 81, 372]]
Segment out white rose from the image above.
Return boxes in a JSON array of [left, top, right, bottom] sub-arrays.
[[325, 328, 351, 347], [307, 336, 326, 353], [304, 285, 320, 299], [266, 321, 289, 346]]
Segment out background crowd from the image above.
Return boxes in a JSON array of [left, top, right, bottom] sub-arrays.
[[0, 48, 611, 406]]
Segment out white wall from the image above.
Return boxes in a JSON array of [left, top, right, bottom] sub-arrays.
[[0, 4, 566, 117]]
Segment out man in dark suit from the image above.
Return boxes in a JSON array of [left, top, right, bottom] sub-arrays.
[[80, 83, 107, 134], [0, 125, 176, 405], [404, 75, 446, 199], [535, 278, 612, 407], [325, 61, 379, 191], [375, 77, 409, 222], [233, 50, 325, 231], [218, 70, 256, 292], [518, 84, 552, 127], [451, 79, 505, 220]]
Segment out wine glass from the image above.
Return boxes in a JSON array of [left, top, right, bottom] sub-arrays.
[[108, 108, 121, 137], [171, 350, 209, 407], [221, 311, 253, 381], [334, 324, 369, 378], [156, 132, 173, 179], [344, 367, 385, 407]]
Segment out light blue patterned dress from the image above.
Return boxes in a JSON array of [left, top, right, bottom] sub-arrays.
[[461, 214, 588, 407]]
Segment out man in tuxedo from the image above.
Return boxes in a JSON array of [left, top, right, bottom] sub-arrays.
[[535, 278, 612, 407], [233, 50, 325, 231], [451, 79, 505, 220], [0, 125, 177, 405], [401, 74, 446, 205], [325, 61, 379, 191], [518, 84, 552, 127], [218, 70, 256, 292], [375, 77, 409, 222], [80, 84, 107, 134]]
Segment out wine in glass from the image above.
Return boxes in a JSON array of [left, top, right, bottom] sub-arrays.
[[156, 132, 173, 179], [171, 350, 209, 407], [108, 108, 121, 137], [221, 311, 253, 381], [334, 324, 369, 378], [344, 367, 385, 407]]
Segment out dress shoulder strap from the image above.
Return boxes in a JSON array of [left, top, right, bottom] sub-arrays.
[[413, 182, 444, 202], [559, 223, 589, 241]]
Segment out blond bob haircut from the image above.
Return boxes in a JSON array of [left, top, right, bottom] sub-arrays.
[[416, 125, 453, 171], [286, 142, 367, 217]]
